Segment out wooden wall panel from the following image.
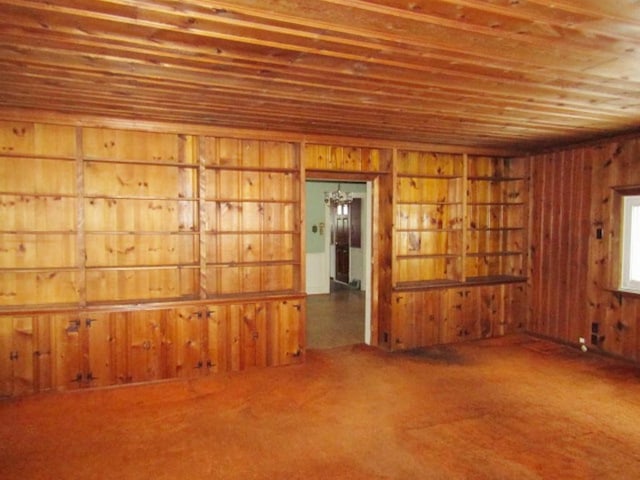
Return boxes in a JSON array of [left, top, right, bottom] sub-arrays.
[[391, 291, 441, 350], [1, 196, 76, 232], [0, 297, 299, 396], [0, 118, 540, 397], [200, 136, 300, 298], [84, 311, 121, 387], [82, 128, 194, 164], [50, 313, 84, 391], [304, 144, 392, 173], [0, 315, 34, 397], [376, 172, 394, 348], [0, 123, 79, 308], [84, 198, 198, 233], [527, 136, 640, 363], [0, 121, 76, 158], [205, 299, 302, 372], [390, 284, 520, 350], [85, 268, 198, 303], [0, 157, 76, 194], [84, 234, 198, 267], [393, 150, 465, 287], [0, 272, 80, 307], [0, 312, 84, 397], [84, 161, 197, 199], [266, 299, 304, 366]]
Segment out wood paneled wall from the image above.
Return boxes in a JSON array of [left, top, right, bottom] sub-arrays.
[[0, 118, 533, 396], [391, 283, 527, 350], [386, 151, 529, 350], [0, 297, 303, 397], [527, 136, 640, 363], [0, 121, 305, 397]]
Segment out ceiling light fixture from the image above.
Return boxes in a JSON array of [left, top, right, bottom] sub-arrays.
[[324, 184, 353, 205]]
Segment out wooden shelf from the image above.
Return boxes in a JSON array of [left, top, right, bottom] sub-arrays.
[[84, 295, 201, 308], [467, 201, 524, 206], [394, 154, 528, 287], [204, 198, 297, 203], [0, 267, 79, 273], [306, 167, 391, 175], [0, 191, 77, 198], [0, 230, 77, 234], [467, 176, 527, 181], [468, 227, 524, 231], [395, 275, 527, 291], [85, 195, 198, 201], [204, 290, 301, 302], [205, 230, 297, 234], [206, 260, 300, 267], [396, 173, 461, 179], [395, 228, 462, 233], [464, 275, 527, 285], [0, 152, 76, 161], [206, 165, 298, 173], [396, 201, 463, 206], [84, 157, 198, 168], [85, 230, 198, 235], [466, 251, 522, 257], [395, 279, 461, 290], [396, 253, 459, 260], [86, 264, 200, 271]]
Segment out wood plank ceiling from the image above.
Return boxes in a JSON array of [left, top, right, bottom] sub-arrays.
[[1, 0, 640, 151]]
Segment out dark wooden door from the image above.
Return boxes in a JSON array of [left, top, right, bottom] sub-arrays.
[[334, 204, 350, 283]]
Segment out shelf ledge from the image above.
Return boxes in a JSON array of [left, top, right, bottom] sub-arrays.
[[394, 275, 527, 291]]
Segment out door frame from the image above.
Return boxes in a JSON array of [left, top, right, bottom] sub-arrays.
[[306, 174, 378, 345]]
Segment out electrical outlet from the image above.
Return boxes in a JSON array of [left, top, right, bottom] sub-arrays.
[[579, 337, 585, 344]]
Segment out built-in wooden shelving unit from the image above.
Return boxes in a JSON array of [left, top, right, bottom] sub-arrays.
[[201, 137, 301, 297], [0, 122, 304, 398], [393, 151, 528, 290], [82, 128, 200, 304], [465, 155, 528, 283], [0, 119, 529, 397], [393, 150, 465, 287]]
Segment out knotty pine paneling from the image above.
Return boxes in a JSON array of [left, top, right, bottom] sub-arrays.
[[0, 121, 307, 398], [0, 121, 76, 158], [391, 283, 525, 350], [527, 136, 640, 363], [0, 131, 79, 306], [201, 136, 301, 297], [83, 128, 195, 164], [0, 297, 304, 397], [1, 117, 536, 396], [304, 144, 392, 173], [375, 172, 394, 348]]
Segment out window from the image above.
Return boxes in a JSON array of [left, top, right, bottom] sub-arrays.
[[621, 195, 640, 293]]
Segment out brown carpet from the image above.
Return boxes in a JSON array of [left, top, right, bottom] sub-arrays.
[[2, 334, 640, 479]]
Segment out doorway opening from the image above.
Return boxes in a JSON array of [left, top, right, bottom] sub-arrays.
[[305, 180, 372, 349]]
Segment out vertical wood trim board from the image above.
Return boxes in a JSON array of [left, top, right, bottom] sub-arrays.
[[76, 127, 86, 307]]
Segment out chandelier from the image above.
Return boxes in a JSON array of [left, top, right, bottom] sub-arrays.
[[324, 184, 353, 205]]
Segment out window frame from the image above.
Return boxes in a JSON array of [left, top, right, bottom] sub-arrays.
[[621, 194, 640, 293]]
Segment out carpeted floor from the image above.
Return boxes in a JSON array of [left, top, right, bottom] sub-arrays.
[[1, 334, 640, 479]]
